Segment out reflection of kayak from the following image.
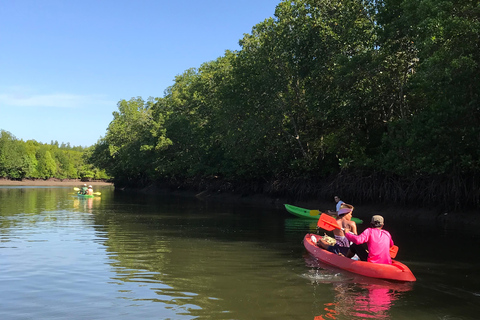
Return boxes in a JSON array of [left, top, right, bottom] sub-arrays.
[[304, 233, 416, 282], [76, 193, 95, 198], [285, 204, 363, 224], [284, 218, 318, 232]]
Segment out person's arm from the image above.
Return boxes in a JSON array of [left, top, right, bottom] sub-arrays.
[[345, 220, 357, 235], [345, 228, 370, 245], [381, 230, 394, 247], [388, 232, 394, 247]]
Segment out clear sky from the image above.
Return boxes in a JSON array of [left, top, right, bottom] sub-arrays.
[[0, 0, 280, 147]]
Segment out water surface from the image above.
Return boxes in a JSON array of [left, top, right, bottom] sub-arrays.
[[0, 186, 478, 319]]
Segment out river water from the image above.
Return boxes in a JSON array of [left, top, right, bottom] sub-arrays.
[[0, 186, 478, 320]]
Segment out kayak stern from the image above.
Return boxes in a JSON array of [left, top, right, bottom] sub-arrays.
[[304, 233, 416, 282]]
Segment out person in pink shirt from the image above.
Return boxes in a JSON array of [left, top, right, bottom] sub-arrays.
[[345, 215, 394, 264]]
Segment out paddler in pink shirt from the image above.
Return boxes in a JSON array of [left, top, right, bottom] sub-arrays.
[[345, 215, 394, 264]]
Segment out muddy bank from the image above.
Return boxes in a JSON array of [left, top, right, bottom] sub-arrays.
[[0, 178, 113, 187]]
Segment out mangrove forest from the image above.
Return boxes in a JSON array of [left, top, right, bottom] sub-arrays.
[[0, 130, 108, 181], [91, 0, 479, 211], [7, 0, 478, 211]]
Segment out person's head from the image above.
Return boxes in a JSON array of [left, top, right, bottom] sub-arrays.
[[334, 195, 341, 203], [371, 215, 384, 228], [84, 184, 87, 187], [338, 208, 353, 220], [88, 185, 92, 189]]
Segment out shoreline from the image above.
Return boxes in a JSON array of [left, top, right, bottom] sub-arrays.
[[1, 178, 477, 233], [0, 178, 113, 187], [126, 185, 480, 234]]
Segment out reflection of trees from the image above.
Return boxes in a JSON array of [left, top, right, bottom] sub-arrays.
[[0, 187, 421, 319], [0, 187, 104, 231], [0, 187, 75, 215], [0, 188, 59, 231], [92, 208, 312, 319]]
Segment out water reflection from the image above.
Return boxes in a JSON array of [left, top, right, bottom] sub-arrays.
[[73, 196, 101, 213], [304, 254, 413, 320], [2, 187, 480, 319], [284, 218, 318, 232]]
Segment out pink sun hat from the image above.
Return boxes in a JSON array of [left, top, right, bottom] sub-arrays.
[[338, 208, 352, 216]]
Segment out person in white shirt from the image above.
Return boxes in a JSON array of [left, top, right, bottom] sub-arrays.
[[327, 195, 344, 216], [86, 185, 94, 195]]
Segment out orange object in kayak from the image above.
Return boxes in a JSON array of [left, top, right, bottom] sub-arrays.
[[304, 233, 416, 282]]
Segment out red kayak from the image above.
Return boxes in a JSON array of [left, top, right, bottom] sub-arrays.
[[304, 233, 416, 282]]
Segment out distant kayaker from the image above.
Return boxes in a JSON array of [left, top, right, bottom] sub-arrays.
[[345, 215, 394, 264], [80, 184, 88, 195], [86, 185, 93, 195], [327, 195, 344, 216], [316, 207, 358, 257]]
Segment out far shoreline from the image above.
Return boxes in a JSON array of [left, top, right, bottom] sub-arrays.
[[2, 178, 478, 233], [0, 178, 113, 187]]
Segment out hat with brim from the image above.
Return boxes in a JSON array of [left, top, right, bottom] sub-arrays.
[[338, 208, 352, 216], [371, 215, 384, 225]]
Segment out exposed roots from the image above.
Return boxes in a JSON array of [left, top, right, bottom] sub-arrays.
[[119, 172, 480, 212]]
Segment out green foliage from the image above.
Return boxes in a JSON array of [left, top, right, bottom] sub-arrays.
[[0, 129, 109, 181], [36, 149, 57, 179], [378, 0, 480, 175], [88, 0, 479, 194], [89, 97, 171, 186], [0, 130, 31, 179]]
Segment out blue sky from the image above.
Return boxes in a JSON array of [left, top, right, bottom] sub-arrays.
[[0, 0, 280, 147]]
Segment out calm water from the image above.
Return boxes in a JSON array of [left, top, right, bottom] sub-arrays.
[[0, 186, 479, 320]]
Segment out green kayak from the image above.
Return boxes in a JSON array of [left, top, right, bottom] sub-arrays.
[[284, 204, 363, 224], [76, 193, 95, 198]]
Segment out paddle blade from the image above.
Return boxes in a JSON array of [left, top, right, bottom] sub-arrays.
[[389, 245, 399, 258], [317, 219, 336, 231], [73, 187, 80, 191], [310, 209, 320, 216], [317, 213, 341, 231], [93, 192, 101, 195]]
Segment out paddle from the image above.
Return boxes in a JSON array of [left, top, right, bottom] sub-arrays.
[[317, 213, 343, 231], [73, 187, 80, 191], [389, 245, 399, 258], [313, 210, 363, 224], [75, 192, 101, 196], [317, 213, 399, 259]]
